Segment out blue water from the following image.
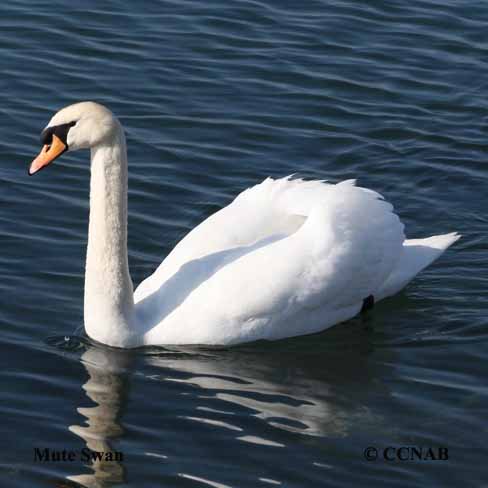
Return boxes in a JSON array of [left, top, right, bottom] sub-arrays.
[[1, 1, 487, 486]]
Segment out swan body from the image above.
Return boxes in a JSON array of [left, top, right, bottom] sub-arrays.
[[30, 102, 460, 348]]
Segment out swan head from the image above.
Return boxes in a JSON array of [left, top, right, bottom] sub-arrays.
[[29, 101, 118, 175]]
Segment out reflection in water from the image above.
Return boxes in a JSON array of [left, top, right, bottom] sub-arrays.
[[65, 323, 389, 486], [66, 347, 134, 488], [145, 331, 383, 441]]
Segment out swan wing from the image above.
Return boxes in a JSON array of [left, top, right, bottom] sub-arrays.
[[140, 180, 406, 344], [134, 176, 336, 301]]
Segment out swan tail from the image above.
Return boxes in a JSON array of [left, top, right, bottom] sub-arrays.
[[377, 232, 461, 300]]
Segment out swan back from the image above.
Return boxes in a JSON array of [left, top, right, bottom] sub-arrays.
[[135, 178, 407, 344]]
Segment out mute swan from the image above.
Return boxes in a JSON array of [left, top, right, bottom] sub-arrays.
[[29, 102, 460, 348]]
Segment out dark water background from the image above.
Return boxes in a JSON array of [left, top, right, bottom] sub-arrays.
[[1, 1, 487, 486]]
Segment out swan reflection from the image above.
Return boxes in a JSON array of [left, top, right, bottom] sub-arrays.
[[144, 332, 382, 439], [66, 325, 386, 486], [66, 347, 134, 487]]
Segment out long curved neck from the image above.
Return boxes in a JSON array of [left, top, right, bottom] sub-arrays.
[[84, 122, 137, 347]]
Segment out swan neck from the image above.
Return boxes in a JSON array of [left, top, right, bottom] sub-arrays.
[[84, 123, 137, 347]]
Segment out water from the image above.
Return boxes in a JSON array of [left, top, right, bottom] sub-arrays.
[[1, 0, 486, 486]]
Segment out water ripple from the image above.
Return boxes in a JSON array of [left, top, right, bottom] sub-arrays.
[[1, 0, 487, 486]]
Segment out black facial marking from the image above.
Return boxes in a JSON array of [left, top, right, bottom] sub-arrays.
[[40, 121, 76, 147]]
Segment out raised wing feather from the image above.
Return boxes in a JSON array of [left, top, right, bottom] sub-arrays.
[[139, 179, 405, 344], [134, 176, 334, 302]]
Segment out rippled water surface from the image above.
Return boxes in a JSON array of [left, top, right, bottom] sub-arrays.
[[1, 1, 487, 486]]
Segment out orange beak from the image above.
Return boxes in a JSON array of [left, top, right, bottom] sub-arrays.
[[29, 134, 67, 175]]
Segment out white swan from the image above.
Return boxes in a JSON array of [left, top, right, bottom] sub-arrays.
[[29, 102, 460, 348]]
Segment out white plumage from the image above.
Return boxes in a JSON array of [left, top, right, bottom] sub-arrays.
[[30, 102, 460, 348]]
